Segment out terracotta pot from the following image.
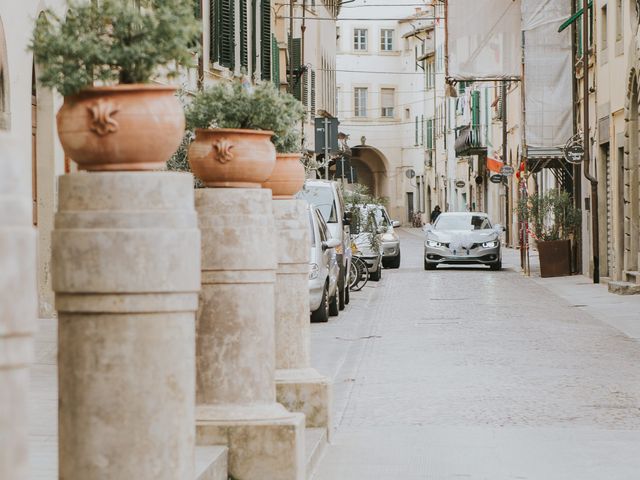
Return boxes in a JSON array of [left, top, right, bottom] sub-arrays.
[[188, 128, 276, 188], [262, 153, 305, 199], [537, 239, 572, 278], [56, 84, 184, 171]]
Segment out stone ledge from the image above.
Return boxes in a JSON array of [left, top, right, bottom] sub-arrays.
[[608, 281, 640, 295]]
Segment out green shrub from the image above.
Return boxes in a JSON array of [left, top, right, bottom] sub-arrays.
[[184, 81, 305, 153], [30, 0, 200, 96], [517, 189, 581, 241]]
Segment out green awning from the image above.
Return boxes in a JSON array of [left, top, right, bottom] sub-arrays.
[[558, 1, 592, 32]]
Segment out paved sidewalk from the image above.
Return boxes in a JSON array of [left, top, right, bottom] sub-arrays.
[[310, 228, 640, 479]]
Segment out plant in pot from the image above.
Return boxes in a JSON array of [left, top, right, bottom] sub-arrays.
[[30, 0, 199, 171], [518, 189, 581, 277], [184, 80, 305, 191]]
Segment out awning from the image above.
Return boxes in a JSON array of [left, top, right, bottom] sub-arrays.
[[486, 157, 504, 174], [558, 1, 592, 33]]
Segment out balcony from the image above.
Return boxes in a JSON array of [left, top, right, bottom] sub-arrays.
[[454, 124, 486, 156]]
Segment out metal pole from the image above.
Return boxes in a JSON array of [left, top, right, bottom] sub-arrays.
[[582, 0, 599, 283], [324, 117, 330, 180], [502, 80, 509, 240]]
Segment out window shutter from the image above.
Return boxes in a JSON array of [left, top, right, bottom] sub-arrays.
[[220, 0, 235, 69], [415, 116, 419, 146], [288, 37, 302, 100], [271, 34, 279, 84], [240, 0, 248, 69], [302, 70, 309, 108], [261, 1, 272, 81], [195, 0, 201, 19], [209, 0, 219, 63], [311, 70, 316, 116], [471, 90, 480, 126]]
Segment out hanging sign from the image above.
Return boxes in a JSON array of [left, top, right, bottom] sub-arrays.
[[563, 133, 584, 164], [455, 180, 466, 188], [501, 165, 515, 176], [490, 174, 504, 184]]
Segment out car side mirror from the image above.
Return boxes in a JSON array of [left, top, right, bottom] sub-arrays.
[[343, 211, 352, 226], [422, 223, 432, 232], [392, 220, 401, 228], [323, 238, 341, 251]]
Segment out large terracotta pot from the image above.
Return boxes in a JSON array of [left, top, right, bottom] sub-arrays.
[[188, 128, 276, 188], [262, 153, 305, 199], [56, 84, 184, 171]]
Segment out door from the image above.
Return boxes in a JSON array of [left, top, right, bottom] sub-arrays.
[[407, 192, 414, 223]]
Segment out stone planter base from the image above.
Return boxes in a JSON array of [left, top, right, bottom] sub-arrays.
[[538, 239, 572, 278], [276, 368, 332, 432]]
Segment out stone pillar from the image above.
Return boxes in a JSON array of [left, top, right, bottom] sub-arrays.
[[272, 199, 332, 432], [52, 172, 200, 480], [0, 158, 37, 480], [195, 188, 304, 480]]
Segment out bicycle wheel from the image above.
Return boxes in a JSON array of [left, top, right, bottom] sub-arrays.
[[350, 257, 369, 291]]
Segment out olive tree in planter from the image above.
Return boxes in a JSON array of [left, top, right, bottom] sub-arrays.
[[183, 80, 305, 191], [518, 189, 581, 277], [31, 0, 199, 171]]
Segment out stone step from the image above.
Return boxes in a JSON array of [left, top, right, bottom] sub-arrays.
[[608, 280, 640, 295], [624, 270, 640, 284], [305, 427, 328, 479], [196, 445, 228, 480]]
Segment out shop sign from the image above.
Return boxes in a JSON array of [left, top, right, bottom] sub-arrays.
[[490, 174, 504, 184], [501, 165, 515, 176], [563, 133, 584, 164]]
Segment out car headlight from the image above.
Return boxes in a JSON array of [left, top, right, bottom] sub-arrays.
[[482, 240, 499, 248], [381, 233, 396, 242], [427, 240, 443, 248], [309, 263, 319, 279]]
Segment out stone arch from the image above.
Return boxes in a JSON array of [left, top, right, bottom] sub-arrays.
[[350, 145, 390, 199], [623, 65, 640, 272], [0, 16, 9, 130]]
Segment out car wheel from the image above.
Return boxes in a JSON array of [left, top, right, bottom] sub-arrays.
[[386, 252, 401, 269], [344, 282, 350, 305], [338, 267, 346, 311], [370, 261, 382, 281], [329, 290, 339, 316], [490, 260, 502, 271], [311, 284, 329, 323]]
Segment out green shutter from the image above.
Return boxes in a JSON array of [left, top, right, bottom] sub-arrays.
[[195, 0, 201, 18], [421, 115, 424, 145], [210, 0, 219, 63], [271, 34, 279, 84], [251, 0, 258, 76], [261, 1, 272, 81], [310, 70, 316, 116], [220, 0, 235, 69], [302, 70, 309, 108], [240, 0, 248, 69], [415, 116, 419, 146], [288, 37, 302, 100], [471, 90, 480, 126]]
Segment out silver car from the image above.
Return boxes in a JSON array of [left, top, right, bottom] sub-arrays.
[[350, 205, 384, 281], [423, 212, 503, 271], [370, 205, 401, 269], [308, 206, 340, 323]]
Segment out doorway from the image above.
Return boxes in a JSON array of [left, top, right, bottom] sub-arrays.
[[407, 192, 414, 223]]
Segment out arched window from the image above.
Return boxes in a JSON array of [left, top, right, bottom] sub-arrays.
[[0, 16, 10, 130]]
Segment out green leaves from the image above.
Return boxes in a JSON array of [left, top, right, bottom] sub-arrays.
[[517, 189, 581, 241], [30, 0, 200, 96], [185, 81, 305, 153]]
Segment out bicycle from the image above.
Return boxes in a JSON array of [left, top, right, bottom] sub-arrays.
[[349, 255, 369, 291]]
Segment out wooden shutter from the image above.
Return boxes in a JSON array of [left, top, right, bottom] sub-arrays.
[[288, 37, 302, 100], [310, 70, 316, 116], [209, 0, 219, 63], [220, 0, 235, 69], [240, 0, 248, 70], [261, 0, 272, 80], [302, 70, 308, 108], [271, 34, 279, 84]]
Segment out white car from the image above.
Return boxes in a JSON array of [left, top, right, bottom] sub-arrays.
[[308, 206, 340, 322], [370, 204, 401, 269]]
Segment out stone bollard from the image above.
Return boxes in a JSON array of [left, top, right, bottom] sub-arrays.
[[272, 199, 332, 432], [52, 172, 200, 480], [195, 188, 304, 480], [0, 162, 37, 480]]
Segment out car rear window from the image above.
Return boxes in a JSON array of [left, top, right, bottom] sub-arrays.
[[296, 185, 338, 223]]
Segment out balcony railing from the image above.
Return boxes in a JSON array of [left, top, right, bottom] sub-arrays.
[[454, 124, 486, 156]]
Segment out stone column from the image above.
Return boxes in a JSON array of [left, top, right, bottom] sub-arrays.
[[52, 172, 200, 480], [0, 157, 37, 480], [272, 199, 332, 432], [195, 188, 304, 480]]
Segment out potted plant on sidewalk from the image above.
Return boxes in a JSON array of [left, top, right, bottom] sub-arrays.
[[185, 80, 305, 190], [518, 189, 581, 277], [31, 0, 199, 171]]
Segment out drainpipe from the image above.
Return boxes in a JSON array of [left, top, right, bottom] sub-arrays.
[[582, 0, 600, 283]]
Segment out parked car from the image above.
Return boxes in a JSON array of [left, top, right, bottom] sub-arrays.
[[423, 212, 503, 271], [308, 206, 340, 322], [370, 204, 401, 269], [296, 180, 351, 309], [350, 204, 384, 281]]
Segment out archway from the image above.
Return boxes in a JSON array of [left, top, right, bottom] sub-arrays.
[[625, 69, 640, 272], [350, 145, 389, 199]]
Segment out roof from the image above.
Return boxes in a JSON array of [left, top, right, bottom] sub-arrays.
[[438, 212, 489, 217]]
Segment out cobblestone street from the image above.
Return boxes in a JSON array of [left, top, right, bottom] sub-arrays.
[[310, 229, 640, 479]]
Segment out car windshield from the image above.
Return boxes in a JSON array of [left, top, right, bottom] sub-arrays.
[[435, 215, 492, 231], [349, 206, 379, 235], [372, 207, 390, 228], [296, 186, 337, 223]]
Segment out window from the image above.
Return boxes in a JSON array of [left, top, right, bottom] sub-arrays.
[[210, 0, 236, 69], [381, 88, 394, 117], [336, 26, 341, 49], [426, 118, 434, 150], [353, 28, 368, 51], [616, 0, 623, 42], [354, 87, 368, 116], [425, 58, 435, 90], [380, 29, 394, 51], [601, 4, 608, 51]]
